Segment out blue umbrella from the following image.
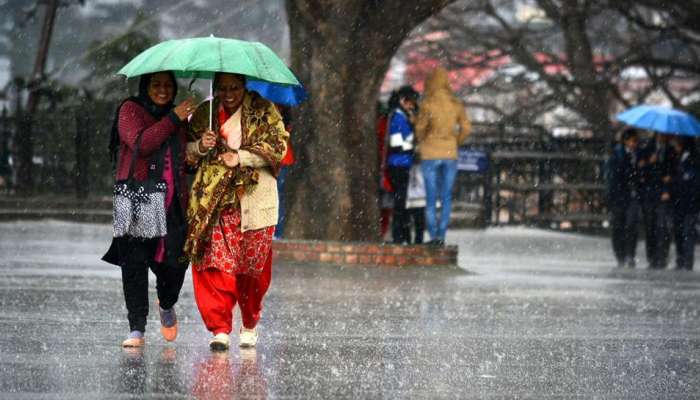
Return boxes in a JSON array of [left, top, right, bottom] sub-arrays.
[[616, 105, 700, 137], [246, 79, 307, 106]]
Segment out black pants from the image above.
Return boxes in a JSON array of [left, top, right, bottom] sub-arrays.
[[121, 238, 188, 332], [389, 167, 411, 244], [611, 200, 640, 265], [407, 207, 425, 244], [673, 211, 698, 270], [641, 199, 672, 268]]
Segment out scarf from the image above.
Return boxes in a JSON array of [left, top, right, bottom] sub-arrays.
[[184, 91, 288, 263]]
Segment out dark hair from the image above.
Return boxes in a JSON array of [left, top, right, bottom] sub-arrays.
[[397, 85, 419, 103], [620, 128, 639, 143], [676, 136, 698, 154], [387, 90, 400, 111], [213, 72, 246, 91], [388, 85, 419, 113]]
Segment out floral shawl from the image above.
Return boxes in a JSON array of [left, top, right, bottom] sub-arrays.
[[184, 91, 288, 263]]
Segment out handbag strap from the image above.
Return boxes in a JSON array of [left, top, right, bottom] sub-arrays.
[[169, 134, 181, 192]]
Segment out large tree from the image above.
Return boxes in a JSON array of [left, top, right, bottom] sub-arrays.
[[284, 1, 454, 241], [397, 0, 700, 135]]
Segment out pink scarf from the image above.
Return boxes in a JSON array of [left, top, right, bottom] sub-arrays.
[[154, 148, 175, 263]]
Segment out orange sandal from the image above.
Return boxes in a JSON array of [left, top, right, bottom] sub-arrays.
[[157, 300, 178, 342]]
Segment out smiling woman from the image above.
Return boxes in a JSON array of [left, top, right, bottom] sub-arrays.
[[184, 71, 288, 351], [102, 71, 195, 348], [146, 73, 176, 106]]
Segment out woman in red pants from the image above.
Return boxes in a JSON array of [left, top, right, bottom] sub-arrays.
[[184, 72, 288, 350]]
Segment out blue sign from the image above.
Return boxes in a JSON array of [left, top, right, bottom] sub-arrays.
[[457, 148, 488, 172]]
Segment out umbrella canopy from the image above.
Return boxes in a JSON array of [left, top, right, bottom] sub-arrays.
[[118, 36, 306, 128], [117, 36, 300, 86], [616, 105, 700, 137], [246, 79, 307, 106]]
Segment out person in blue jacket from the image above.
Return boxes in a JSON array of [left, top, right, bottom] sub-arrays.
[[669, 136, 700, 270], [386, 86, 419, 244], [608, 128, 641, 268]]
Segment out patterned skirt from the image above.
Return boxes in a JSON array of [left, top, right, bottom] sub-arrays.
[[192, 207, 275, 276]]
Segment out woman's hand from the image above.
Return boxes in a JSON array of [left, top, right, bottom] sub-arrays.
[[218, 151, 240, 168], [173, 99, 195, 121], [199, 130, 217, 153]]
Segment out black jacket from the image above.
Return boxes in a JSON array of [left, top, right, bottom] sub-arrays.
[[638, 141, 674, 203], [671, 150, 700, 215], [607, 144, 641, 209]]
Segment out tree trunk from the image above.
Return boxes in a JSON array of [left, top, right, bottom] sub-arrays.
[[17, 0, 59, 193], [558, 2, 612, 139], [284, 0, 454, 241]]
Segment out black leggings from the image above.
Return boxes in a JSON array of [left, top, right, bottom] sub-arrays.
[[121, 238, 188, 332]]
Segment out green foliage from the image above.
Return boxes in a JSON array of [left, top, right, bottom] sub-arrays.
[[82, 11, 159, 101]]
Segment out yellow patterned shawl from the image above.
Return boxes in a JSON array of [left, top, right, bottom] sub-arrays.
[[184, 92, 288, 263]]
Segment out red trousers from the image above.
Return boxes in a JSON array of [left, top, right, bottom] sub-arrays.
[[192, 249, 272, 335]]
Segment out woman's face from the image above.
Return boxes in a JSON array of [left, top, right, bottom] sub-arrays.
[[147, 72, 175, 106], [400, 97, 416, 112], [216, 74, 246, 112]]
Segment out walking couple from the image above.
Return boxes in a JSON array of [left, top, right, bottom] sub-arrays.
[[103, 71, 288, 351]]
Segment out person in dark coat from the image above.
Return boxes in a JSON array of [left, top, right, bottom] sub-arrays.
[[669, 136, 700, 271], [608, 128, 641, 268], [386, 85, 419, 245], [638, 133, 674, 269], [103, 71, 194, 347]]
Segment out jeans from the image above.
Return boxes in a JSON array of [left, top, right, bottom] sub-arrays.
[[421, 159, 458, 241], [274, 166, 288, 239]]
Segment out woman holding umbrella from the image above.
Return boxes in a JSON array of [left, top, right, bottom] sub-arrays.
[[103, 71, 195, 347], [184, 72, 288, 350]]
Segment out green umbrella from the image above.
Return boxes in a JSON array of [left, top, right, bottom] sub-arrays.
[[118, 36, 299, 129], [117, 36, 299, 85]]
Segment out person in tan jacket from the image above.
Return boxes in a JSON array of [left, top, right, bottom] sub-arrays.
[[415, 67, 471, 245]]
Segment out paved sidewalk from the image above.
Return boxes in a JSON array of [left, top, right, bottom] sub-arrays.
[[1, 221, 699, 399]]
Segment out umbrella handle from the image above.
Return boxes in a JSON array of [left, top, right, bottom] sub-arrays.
[[209, 79, 213, 132]]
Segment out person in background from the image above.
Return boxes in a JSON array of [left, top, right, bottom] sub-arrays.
[[274, 105, 294, 240], [607, 128, 641, 268], [386, 85, 419, 245], [376, 99, 394, 240], [415, 67, 471, 246], [669, 136, 700, 271], [638, 133, 674, 269]]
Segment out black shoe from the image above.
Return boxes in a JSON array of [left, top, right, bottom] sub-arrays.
[[427, 239, 445, 247]]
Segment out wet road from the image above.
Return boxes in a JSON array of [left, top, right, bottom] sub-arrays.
[[1, 221, 699, 399]]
